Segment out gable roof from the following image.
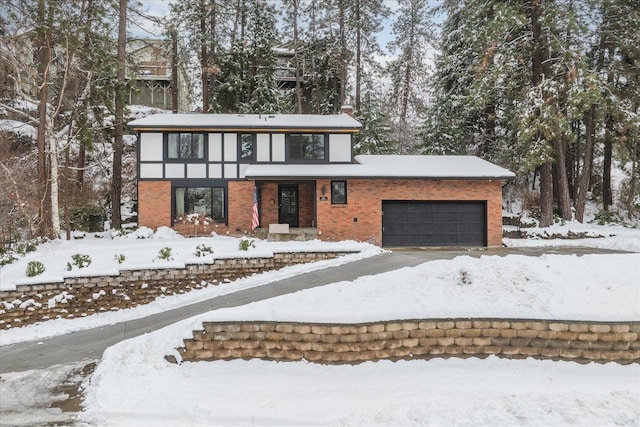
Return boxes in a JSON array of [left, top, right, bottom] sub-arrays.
[[245, 155, 515, 180], [128, 113, 362, 131]]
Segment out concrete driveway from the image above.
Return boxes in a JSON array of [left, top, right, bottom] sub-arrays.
[[0, 246, 630, 373]]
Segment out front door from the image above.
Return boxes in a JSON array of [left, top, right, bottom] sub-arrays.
[[278, 185, 299, 227]]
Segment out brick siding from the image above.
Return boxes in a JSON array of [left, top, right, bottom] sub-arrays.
[[316, 179, 504, 247], [138, 178, 504, 246], [138, 181, 172, 231]]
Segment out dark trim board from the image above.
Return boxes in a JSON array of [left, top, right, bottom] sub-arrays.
[[382, 200, 487, 247]]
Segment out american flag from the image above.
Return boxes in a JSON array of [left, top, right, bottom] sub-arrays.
[[251, 186, 260, 230]]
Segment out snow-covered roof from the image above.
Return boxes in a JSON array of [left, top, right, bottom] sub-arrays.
[[245, 155, 515, 180], [128, 113, 362, 131]]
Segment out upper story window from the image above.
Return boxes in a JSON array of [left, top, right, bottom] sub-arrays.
[[288, 133, 326, 161], [168, 133, 205, 160], [239, 133, 255, 162]]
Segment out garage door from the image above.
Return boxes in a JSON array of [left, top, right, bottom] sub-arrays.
[[382, 201, 486, 247]]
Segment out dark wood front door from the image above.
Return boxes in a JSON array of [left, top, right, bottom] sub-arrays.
[[278, 185, 299, 227]]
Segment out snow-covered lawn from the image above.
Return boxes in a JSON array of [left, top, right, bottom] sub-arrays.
[[179, 253, 639, 324], [0, 229, 381, 346], [75, 223, 639, 426], [81, 353, 640, 427], [2, 222, 639, 426]]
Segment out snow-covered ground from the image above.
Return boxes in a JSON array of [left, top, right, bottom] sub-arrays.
[[81, 355, 640, 426], [504, 221, 640, 252], [0, 230, 381, 345], [1, 222, 639, 426], [0, 226, 376, 291]]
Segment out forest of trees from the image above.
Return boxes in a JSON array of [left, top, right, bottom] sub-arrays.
[[0, 0, 638, 246]]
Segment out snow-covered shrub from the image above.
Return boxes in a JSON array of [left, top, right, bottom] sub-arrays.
[[69, 204, 107, 232], [194, 244, 214, 257], [238, 238, 255, 251], [157, 247, 173, 261], [0, 251, 18, 266], [25, 260, 45, 277], [592, 210, 621, 225], [66, 253, 92, 270], [154, 226, 183, 239], [15, 241, 37, 255], [114, 253, 126, 264], [457, 269, 471, 286]]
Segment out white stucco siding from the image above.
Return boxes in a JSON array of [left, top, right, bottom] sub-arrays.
[[256, 133, 270, 162], [187, 163, 207, 179], [209, 164, 222, 178], [272, 134, 285, 162], [139, 133, 163, 161], [224, 163, 237, 178], [139, 163, 163, 178], [165, 163, 185, 178], [224, 133, 237, 161], [208, 133, 222, 161], [329, 134, 352, 162]]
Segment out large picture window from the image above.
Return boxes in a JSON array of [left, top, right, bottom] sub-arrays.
[[168, 133, 205, 160], [174, 187, 225, 221], [288, 133, 326, 161]]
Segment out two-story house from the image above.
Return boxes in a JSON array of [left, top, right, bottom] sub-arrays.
[[128, 110, 514, 247]]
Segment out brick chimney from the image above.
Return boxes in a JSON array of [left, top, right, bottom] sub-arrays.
[[340, 105, 354, 116]]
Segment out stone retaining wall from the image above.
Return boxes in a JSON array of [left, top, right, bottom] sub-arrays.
[[0, 252, 355, 329], [176, 319, 640, 365]]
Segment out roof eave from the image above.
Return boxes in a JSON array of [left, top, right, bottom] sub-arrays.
[[245, 174, 516, 180]]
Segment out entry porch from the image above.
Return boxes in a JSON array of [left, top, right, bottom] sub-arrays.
[[255, 180, 320, 240]]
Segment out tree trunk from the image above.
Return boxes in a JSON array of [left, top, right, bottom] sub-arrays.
[[36, 0, 52, 237], [531, 0, 553, 227], [292, 0, 303, 114], [354, 0, 361, 112], [575, 105, 596, 222], [49, 128, 61, 237], [338, 0, 347, 107], [171, 28, 179, 113], [553, 137, 572, 220], [602, 114, 613, 209], [539, 162, 554, 226], [200, 0, 209, 112], [111, 0, 126, 230]]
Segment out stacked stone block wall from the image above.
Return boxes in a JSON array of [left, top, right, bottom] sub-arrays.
[[0, 252, 354, 329], [177, 319, 640, 365]]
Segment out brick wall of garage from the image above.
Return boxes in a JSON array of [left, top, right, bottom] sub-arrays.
[[315, 179, 504, 247]]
